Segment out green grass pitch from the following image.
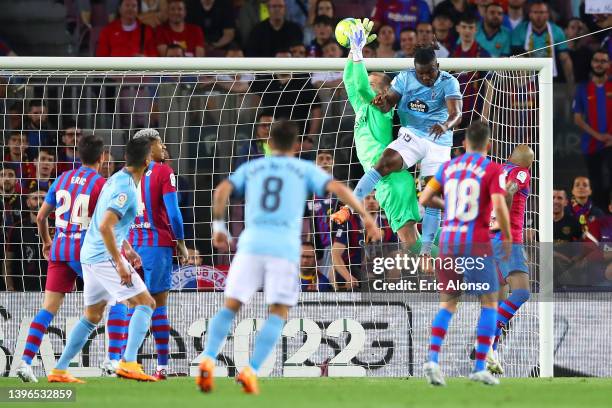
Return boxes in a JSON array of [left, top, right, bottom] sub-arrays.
[[1, 377, 611, 408]]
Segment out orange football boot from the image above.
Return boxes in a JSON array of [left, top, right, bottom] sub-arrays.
[[116, 361, 157, 382], [196, 357, 215, 393], [330, 206, 352, 224], [47, 369, 85, 384], [235, 366, 259, 395]]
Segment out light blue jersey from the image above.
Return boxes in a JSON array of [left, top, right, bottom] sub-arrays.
[[229, 156, 332, 263], [390, 69, 461, 147], [81, 169, 139, 264]]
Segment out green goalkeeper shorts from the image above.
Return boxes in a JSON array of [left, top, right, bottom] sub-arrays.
[[375, 170, 420, 233]]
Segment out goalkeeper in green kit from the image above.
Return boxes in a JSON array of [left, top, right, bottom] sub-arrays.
[[331, 19, 422, 247]]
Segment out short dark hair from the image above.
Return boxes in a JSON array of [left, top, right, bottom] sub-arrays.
[[313, 15, 333, 27], [166, 43, 185, 55], [433, 12, 452, 21], [414, 46, 437, 66], [400, 27, 416, 35], [485, 2, 504, 11], [78, 134, 105, 165], [257, 109, 275, 122], [593, 48, 610, 59], [37, 147, 55, 159], [369, 71, 391, 87], [301, 240, 315, 249], [317, 149, 333, 157], [63, 117, 77, 130], [226, 41, 243, 52], [28, 100, 45, 111], [270, 120, 298, 152], [465, 121, 490, 149], [528, 0, 548, 11], [458, 13, 478, 25], [125, 137, 151, 167]]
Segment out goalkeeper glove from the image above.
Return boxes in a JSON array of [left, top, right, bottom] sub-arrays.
[[358, 18, 377, 45], [348, 22, 367, 62]]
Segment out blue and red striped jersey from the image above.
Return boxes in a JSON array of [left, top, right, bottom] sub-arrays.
[[432, 152, 506, 256], [371, 0, 431, 35], [572, 80, 612, 155], [128, 161, 178, 247], [307, 193, 337, 249], [503, 162, 530, 243], [44, 166, 105, 262], [333, 213, 397, 266]]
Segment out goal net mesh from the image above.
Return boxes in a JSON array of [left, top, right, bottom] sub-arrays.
[[0, 63, 608, 378]]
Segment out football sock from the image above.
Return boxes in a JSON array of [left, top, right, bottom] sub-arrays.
[[203, 307, 236, 360], [474, 307, 497, 372], [151, 305, 170, 367], [22, 309, 54, 365], [429, 308, 453, 364], [354, 169, 382, 202], [493, 289, 530, 351], [107, 303, 128, 361], [123, 305, 153, 363], [421, 207, 441, 255], [55, 316, 96, 370], [249, 314, 285, 373], [122, 307, 135, 356]]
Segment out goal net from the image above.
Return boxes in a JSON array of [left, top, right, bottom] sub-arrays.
[[1, 57, 598, 379]]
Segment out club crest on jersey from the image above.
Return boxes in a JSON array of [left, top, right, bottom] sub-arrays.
[[116, 193, 128, 208], [170, 173, 176, 188], [408, 99, 429, 113]]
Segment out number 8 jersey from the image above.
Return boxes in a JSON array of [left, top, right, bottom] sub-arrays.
[[431, 152, 506, 256], [44, 166, 106, 262]]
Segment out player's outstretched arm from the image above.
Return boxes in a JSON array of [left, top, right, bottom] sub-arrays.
[[326, 180, 382, 242], [36, 202, 54, 260], [211, 179, 234, 251], [419, 179, 445, 210], [99, 210, 133, 286], [372, 89, 400, 114], [492, 193, 512, 259]]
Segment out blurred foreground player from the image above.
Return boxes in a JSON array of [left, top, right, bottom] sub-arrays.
[[47, 137, 157, 383], [487, 144, 534, 374], [197, 120, 381, 394], [126, 128, 188, 380], [17, 134, 106, 383], [419, 121, 512, 386]]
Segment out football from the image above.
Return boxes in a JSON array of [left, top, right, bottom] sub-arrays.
[[335, 18, 357, 48]]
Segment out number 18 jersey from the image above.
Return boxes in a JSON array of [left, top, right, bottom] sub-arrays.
[[229, 156, 332, 263], [44, 166, 106, 262], [432, 152, 506, 256]]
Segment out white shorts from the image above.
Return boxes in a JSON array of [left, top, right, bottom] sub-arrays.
[[387, 127, 451, 177], [224, 253, 300, 306], [82, 258, 148, 306]]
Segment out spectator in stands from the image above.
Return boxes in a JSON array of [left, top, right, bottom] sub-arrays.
[[474, 0, 511, 29], [375, 24, 397, 58], [4, 132, 30, 178], [308, 15, 334, 57], [22, 148, 56, 193], [332, 192, 397, 290], [198, 43, 254, 93], [165, 42, 186, 56], [363, 42, 377, 58], [186, 0, 235, 56], [156, 0, 205, 57], [395, 28, 417, 58], [290, 42, 307, 58], [138, 0, 168, 28], [0, 165, 23, 230], [371, 0, 430, 37], [476, 2, 511, 57], [234, 110, 274, 169], [568, 176, 606, 240], [564, 18, 593, 84], [4, 189, 47, 291], [434, 0, 476, 25], [96, 0, 157, 56], [507, 0, 526, 29], [511, 1, 574, 88], [453, 13, 490, 58], [246, 0, 303, 57], [416, 22, 449, 57], [99, 150, 117, 178], [285, 0, 309, 28], [433, 13, 456, 55], [573, 50, 612, 209], [186, 247, 202, 266], [0, 37, 16, 56], [238, 0, 269, 48], [303, 0, 335, 45], [56, 120, 82, 174], [24, 100, 54, 155], [554, 188, 582, 243], [300, 241, 332, 292], [251, 51, 322, 136]]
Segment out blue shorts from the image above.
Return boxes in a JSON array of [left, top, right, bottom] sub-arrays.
[[135, 246, 173, 294], [491, 236, 529, 282], [436, 253, 499, 296]]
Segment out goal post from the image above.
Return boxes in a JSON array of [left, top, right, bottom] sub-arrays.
[[0, 57, 554, 378]]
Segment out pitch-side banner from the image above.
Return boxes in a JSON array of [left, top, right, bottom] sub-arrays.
[[0, 293, 609, 378]]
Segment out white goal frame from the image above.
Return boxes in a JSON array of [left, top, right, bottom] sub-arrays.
[[0, 56, 554, 377]]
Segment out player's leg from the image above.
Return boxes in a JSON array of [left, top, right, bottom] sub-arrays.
[[419, 142, 451, 256], [198, 253, 264, 393], [18, 261, 81, 382], [103, 301, 129, 375], [424, 293, 460, 386]]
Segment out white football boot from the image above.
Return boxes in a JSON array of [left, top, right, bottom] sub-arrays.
[[423, 362, 446, 386], [16, 361, 38, 383]]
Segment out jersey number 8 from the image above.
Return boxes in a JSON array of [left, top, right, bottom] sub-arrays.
[[261, 177, 283, 212]]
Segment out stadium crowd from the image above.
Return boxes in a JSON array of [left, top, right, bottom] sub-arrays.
[[1, 0, 611, 292]]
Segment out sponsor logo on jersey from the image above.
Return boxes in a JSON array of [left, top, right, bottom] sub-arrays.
[[408, 99, 428, 113]]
